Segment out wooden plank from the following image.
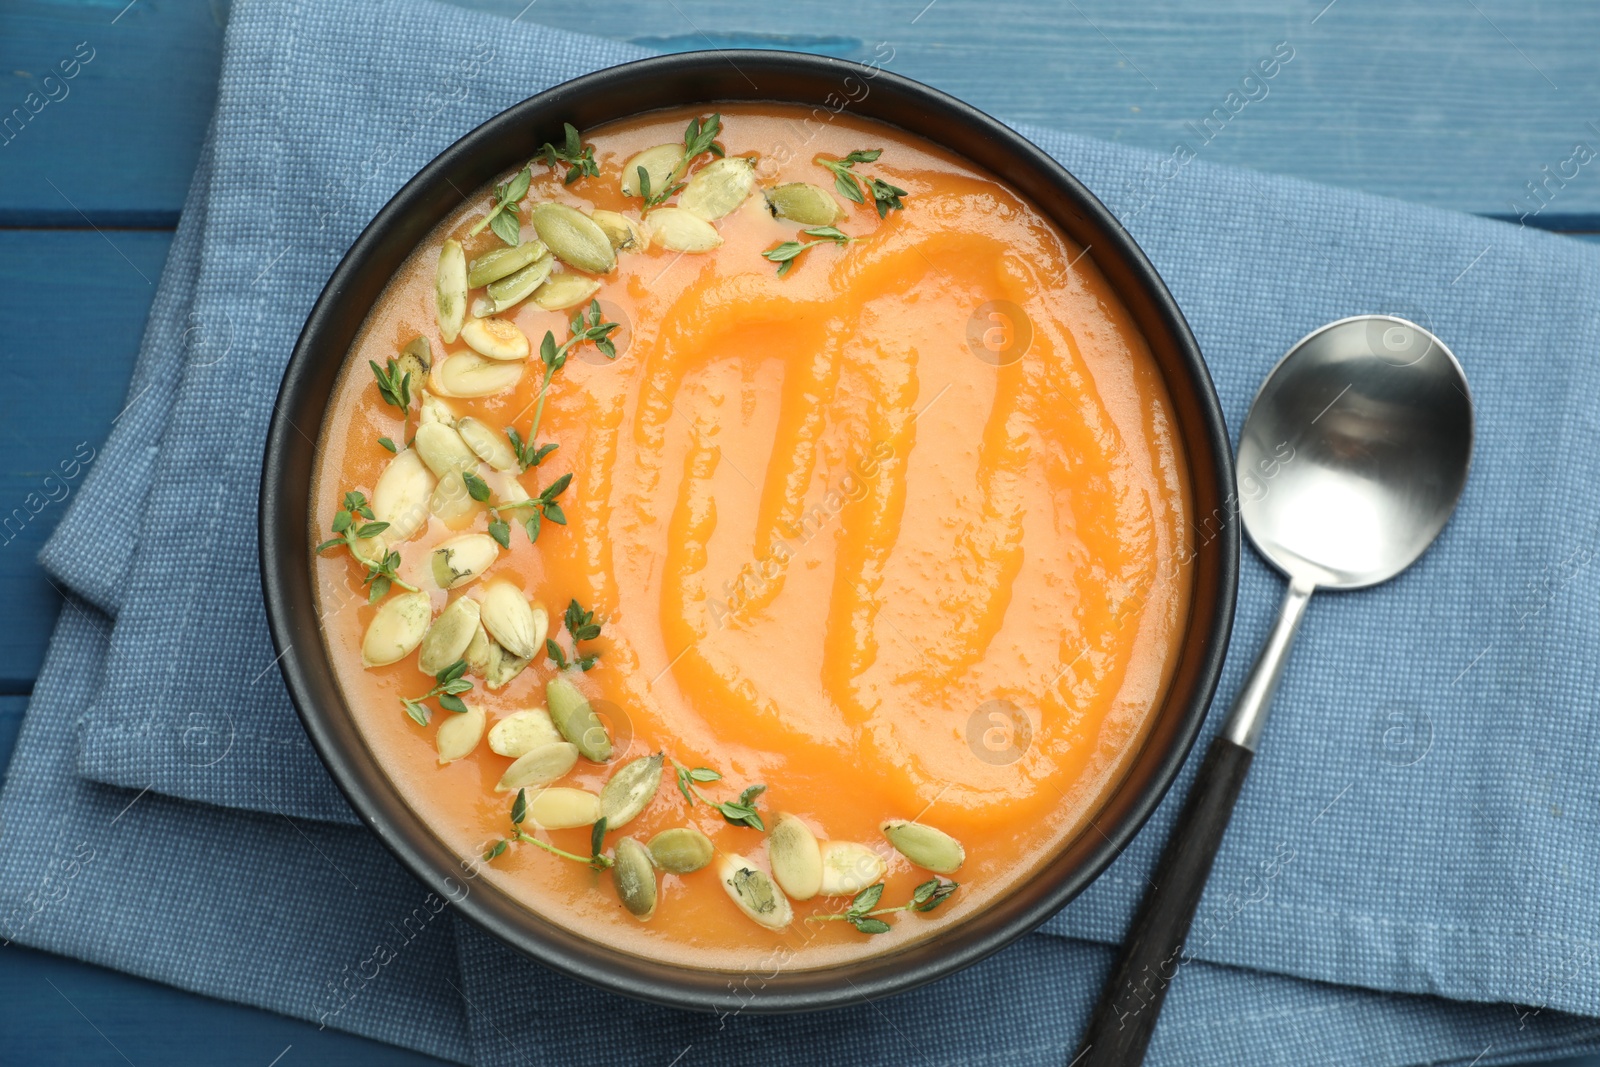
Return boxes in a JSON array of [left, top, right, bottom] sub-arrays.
[[5, 0, 1600, 223], [0, 943, 451, 1066], [0, 230, 164, 692]]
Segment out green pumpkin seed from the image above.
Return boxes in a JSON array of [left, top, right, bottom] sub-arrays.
[[620, 143, 683, 197], [546, 673, 611, 761], [495, 741, 580, 792], [467, 240, 547, 288], [818, 841, 887, 896], [395, 335, 433, 384], [646, 207, 722, 254], [531, 272, 602, 312], [417, 596, 481, 675], [680, 157, 756, 221], [717, 854, 792, 930], [430, 533, 499, 590], [435, 704, 486, 763], [767, 813, 822, 901], [459, 317, 530, 361], [429, 470, 479, 527], [418, 389, 458, 428], [612, 837, 658, 920], [765, 182, 845, 226], [435, 239, 467, 343], [487, 708, 562, 757], [484, 640, 532, 690], [600, 753, 664, 829], [590, 210, 648, 251], [480, 581, 546, 659], [647, 827, 714, 874], [462, 623, 493, 677], [530, 202, 616, 274], [455, 417, 519, 472], [432, 353, 524, 398], [412, 422, 477, 480], [372, 449, 435, 542], [479, 254, 554, 315], [360, 591, 431, 668], [524, 786, 602, 829], [880, 820, 965, 874]]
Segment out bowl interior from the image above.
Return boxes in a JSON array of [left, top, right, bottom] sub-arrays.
[[260, 49, 1238, 1014]]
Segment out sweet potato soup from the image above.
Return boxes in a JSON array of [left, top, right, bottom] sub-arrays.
[[311, 103, 1192, 969]]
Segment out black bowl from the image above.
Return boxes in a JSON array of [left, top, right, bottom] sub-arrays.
[[261, 49, 1238, 1014]]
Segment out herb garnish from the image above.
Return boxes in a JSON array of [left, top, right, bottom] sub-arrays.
[[483, 471, 571, 548], [534, 123, 600, 185], [546, 597, 602, 671], [637, 112, 725, 209], [314, 490, 417, 603], [807, 879, 960, 934], [469, 165, 533, 246], [400, 659, 473, 726], [484, 789, 613, 869], [505, 427, 558, 471], [762, 225, 852, 277], [816, 149, 909, 218], [671, 762, 766, 830], [369, 357, 414, 444]]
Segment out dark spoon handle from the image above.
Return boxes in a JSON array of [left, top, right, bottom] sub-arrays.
[[1072, 736, 1255, 1067]]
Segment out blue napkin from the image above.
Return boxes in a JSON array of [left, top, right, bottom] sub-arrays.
[[8, 0, 1600, 1062]]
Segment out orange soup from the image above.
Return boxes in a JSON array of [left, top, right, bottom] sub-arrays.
[[311, 103, 1192, 969]]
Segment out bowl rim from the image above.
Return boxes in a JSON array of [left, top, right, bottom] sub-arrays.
[[260, 47, 1239, 1014]]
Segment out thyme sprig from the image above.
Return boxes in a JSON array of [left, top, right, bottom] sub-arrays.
[[816, 149, 909, 218], [762, 225, 852, 277], [546, 597, 602, 671], [638, 112, 724, 209], [484, 790, 613, 869], [806, 879, 960, 934], [505, 427, 558, 471], [369, 357, 414, 446], [314, 490, 417, 602], [469, 165, 533, 246], [401, 659, 473, 726], [534, 122, 599, 185], [479, 470, 572, 548], [671, 762, 766, 830], [525, 300, 619, 451]]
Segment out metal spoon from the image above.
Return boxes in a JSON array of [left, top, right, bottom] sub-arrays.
[[1075, 315, 1474, 1066]]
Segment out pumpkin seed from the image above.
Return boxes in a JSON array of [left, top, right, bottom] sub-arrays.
[[546, 673, 610, 761], [487, 708, 562, 757], [495, 741, 580, 792], [524, 786, 602, 829], [620, 143, 683, 198], [462, 622, 493, 677], [435, 704, 486, 763], [467, 240, 547, 288], [432, 353, 524, 398], [648, 827, 714, 874], [480, 583, 546, 659], [416, 596, 480, 674], [680, 157, 756, 221], [590, 209, 648, 251], [530, 202, 615, 274], [613, 837, 659, 920], [880, 820, 965, 874], [366, 451, 432, 543], [454, 417, 519, 472], [429, 470, 480, 527], [717, 854, 792, 930], [818, 841, 888, 897], [435, 239, 467, 343], [459, 317, 531, 361], [531, 272, 601, 312], [647, 208, 722, 254], [413, 422, 477, 480], [395, 335, 433, 384], [767, 814, 823, 901], [485, 644, 532, 689], [430, 533, 499, 590], [418, 389, 458, 427], [765, 182, 845, 226], [600, 753, 664, 829], [360, 591, 431, 667], [480, 255, 554, 315]]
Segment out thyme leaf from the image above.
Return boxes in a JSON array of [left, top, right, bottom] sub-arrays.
[[400, 658, 473, 725], [534, 122, 599, 185]]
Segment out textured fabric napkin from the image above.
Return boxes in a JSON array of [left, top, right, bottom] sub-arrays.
[[7, 0, 1600, 1062]]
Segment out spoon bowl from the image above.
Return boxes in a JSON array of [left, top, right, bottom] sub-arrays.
[[1239, 315, 1474, 589]]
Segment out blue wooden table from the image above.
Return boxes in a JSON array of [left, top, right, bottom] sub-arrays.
[[3, 0, 1599, 1062]]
